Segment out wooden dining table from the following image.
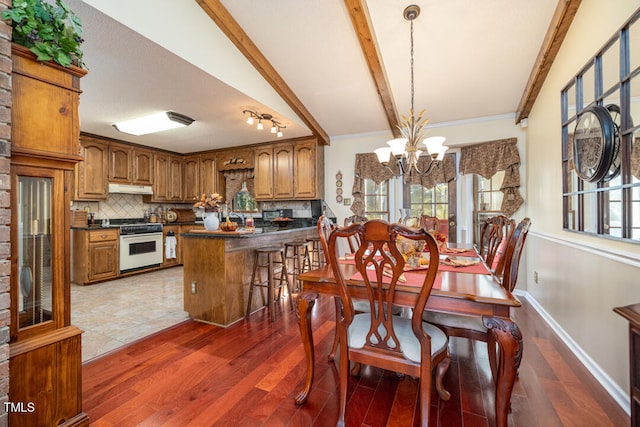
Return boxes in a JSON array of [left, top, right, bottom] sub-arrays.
[[294, 247, 522, 427]]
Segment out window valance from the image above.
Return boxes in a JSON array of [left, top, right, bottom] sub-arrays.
[[459, 138, 523, 216], [350, 153, 456, 215]]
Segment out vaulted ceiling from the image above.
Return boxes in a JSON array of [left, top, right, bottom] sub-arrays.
[[65, 0, 575, 153]]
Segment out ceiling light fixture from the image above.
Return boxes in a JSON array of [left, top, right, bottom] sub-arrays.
[[242, 109, 286, 138], [374, 5, 447, 181], [112, 111, 195, 136]]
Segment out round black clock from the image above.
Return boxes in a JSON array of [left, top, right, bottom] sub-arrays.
[[573, 104, 617, 182], [602, 104, 621, 182]]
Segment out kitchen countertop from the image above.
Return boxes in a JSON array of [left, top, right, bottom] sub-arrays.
[[181, 225, 315, 238]]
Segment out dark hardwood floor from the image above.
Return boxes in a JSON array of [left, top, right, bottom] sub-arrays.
[[82, 294, 629, 426]]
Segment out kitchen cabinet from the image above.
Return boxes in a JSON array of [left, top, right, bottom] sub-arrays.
[[294, 140, 322, 199], [168, 155, 184, 201], [274, 143, 294, 199], [151, 153, 169, 201], [199, 152, 218, 196], [10, 44, 89, 426], [109, 141, 133, 183], [72, 228, 119, 285], [74, 135, 109, 201], [183, 155, 200, 202], [132, 147, 154, 185], [149, 153, 184, 202], [254, 146, 274, 199], [254, 138, 324, 201]]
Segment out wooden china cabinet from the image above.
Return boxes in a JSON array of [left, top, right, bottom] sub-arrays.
[[9, 44, 89, 426]]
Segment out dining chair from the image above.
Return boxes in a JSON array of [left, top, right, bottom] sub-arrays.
[[317, 215, 341, 360], [478, 215, 516, 273], [491, 216, 517, 277], [327, 219, 451, 426], [423, 217, 531, 375], [343, 214, 368, 253]]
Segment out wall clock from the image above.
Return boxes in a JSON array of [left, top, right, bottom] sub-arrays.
[[602, 104, 621, 182], [573, 104, 617, 183]]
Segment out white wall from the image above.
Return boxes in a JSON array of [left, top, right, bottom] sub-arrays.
[[525, 0, 640, 411]]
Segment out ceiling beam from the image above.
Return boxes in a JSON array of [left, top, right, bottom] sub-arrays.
[[515, 0, 582, 124], [344, 0, 401, 138], [195, 0, 330, 145]]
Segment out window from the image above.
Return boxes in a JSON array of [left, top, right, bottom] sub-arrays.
[[561, 9, 640, 242], [473, 172, 505, 244], [405, 183, 449, 219], [363, 179, 389, 221], [474, 172, 505, 212]]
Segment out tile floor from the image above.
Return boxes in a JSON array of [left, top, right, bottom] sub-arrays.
[[71, 267, 189, 363]]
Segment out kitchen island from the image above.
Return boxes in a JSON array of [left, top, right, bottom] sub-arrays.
[[182, 226, 318, 326]]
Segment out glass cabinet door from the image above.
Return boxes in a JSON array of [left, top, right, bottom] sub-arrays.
[[17, 176, 53, 329], [11, 165, 67, 339]]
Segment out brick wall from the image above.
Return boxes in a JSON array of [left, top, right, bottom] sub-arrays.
[[0, 0, 10, 425]]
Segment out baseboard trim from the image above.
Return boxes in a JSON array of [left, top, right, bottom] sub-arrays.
[[515, 290, 631, 416]]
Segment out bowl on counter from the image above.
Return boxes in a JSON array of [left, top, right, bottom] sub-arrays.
[[219, 221, 239, 232]]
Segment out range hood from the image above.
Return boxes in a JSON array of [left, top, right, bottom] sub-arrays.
[[108, 183, 153, 195]]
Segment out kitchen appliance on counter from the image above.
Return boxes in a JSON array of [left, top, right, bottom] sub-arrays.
[[119, 223, 163, 273]]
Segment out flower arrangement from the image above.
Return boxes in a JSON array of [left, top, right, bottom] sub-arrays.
[[193, 193, 223, 212], [2, 0, 86, 68]]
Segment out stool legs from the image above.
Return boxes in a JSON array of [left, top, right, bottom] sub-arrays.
[[246, 247, 292, 322]]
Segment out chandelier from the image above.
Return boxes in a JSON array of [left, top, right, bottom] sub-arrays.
[[242, 109, 286, 137], [374, 5, 447, 181]]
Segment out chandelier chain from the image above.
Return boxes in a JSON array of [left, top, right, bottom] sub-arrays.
[[410, 18, 415, 116]]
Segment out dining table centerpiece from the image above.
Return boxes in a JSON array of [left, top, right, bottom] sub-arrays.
[[193, 192, 223, 231]]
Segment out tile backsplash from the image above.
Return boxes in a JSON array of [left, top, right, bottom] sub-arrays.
[[71, 194, 191, 220], [72, 195, 334, 220]]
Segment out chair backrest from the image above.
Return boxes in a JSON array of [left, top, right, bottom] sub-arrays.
[[478, 215, 516, 272], [420, 215, 440, 233], [317, 215, 337, 261], [500, 217, 531, 292], [492, 216, 517, 276], [343, 215, 368, 253], [326, 220, 441, 355]]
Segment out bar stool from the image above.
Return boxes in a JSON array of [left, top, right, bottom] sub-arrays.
[[246, 246, 292, 322], [306, 236, 324, 269], [284, 240, 311, 292]]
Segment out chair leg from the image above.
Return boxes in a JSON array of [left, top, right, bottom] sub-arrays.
[[328, 297, 341, 361], [267, 253, 275, 323], [435, 351, 451, 401], [337, 328, 349, 427], [246, 252, 259, 318]]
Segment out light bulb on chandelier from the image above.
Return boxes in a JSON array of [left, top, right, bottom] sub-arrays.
[[242, 109, 286, 138], [375, 4, 447, 180]]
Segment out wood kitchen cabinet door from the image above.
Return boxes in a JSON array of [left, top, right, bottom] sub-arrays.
[[274, 143, 294, 199], [168, 155, 184, 202], [199, 153, 218, 196], [109, 142, 133, 183], [254, 146, 274, 199], [132, 147, 153, 186], [153, 153, 169, 201], [293, 140, 317, 199], [183, 155, 200, 202], [74, 135, 108, 200]]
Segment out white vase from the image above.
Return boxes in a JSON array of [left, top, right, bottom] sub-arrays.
[[203, 212, 220, 231]]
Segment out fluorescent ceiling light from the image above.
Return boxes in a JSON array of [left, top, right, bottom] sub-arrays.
[[112, 111, 194, 136]]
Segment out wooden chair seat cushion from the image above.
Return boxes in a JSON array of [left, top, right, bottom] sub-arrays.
[[422, 310, 486, 333], [349, 313, 448, 363]]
